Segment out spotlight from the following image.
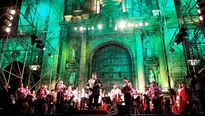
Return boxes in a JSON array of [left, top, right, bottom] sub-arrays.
[[97, 24, 102, 29], [128, 23, 132, 27], [48, 52, 53, 58], [4, 19, 12, 26], [196, 0, 205, 23], [145, 22, 149, 26], [36, 39, 45, 50], [80, 26, 83, 31], [174, 27, 187, 45], [31, 34, 38, 46], [9, 9, 16, 15], [139, 22, 143, 27], [74, 27, 77, 30], [135, 24, 139, 27], [174, 34, 183, 45], [118, 20, 126, 29], [5, 27, 11, 33], [5, 13, 14, 20], [170, 48, 175, 53], [91, 26, 94, 30]]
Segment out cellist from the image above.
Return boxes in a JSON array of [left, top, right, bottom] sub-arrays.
[[110, 83, 122, 105]]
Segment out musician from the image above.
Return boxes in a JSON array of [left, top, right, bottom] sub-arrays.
[[73, 86, 80, 108], [121, 78, 133, 109], [56, 80, 66, 114], [110, 83, 122, 104], [16, 83, 27, 112], [17, 83, 27, 100], [87, 72, 102, 109], [47, 89, 56, 114], [176, 82, 187, 113], [64, 85, 73, 104], [142, 86, 151, 113], [80, 88, 89, 109], [36, 83, 48, 114], [147, 81, 162, 114], [25, 85, 31, 96]]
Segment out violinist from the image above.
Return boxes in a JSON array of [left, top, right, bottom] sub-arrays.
[[110, 83, 122, 105], [147, 81, 162, 114], [121, 78, 133, 108]]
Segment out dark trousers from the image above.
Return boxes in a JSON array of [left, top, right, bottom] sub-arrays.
[[198, 89, 205, 113], [152, 98, 162, 114], [88, 94, 99, 109], [124, 93, 131, 107], [36, 99, 46, 114], [56, 92, 64, 113]]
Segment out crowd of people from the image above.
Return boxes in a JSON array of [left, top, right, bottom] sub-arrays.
[[0, 72, 204, 115]]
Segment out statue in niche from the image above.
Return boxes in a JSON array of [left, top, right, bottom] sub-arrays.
[[69, 71, 76, 85], [70, 47, 76, 60], [144, 41, 152, 57], [148, 68, 155, 85]]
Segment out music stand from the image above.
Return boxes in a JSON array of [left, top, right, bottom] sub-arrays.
[[102, 97, 112, 104]]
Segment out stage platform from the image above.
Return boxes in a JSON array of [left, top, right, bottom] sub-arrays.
[[3, 110, 205, 116]]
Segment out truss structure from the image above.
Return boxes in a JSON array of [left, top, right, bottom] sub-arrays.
[[165, 0, 205, 83], [0, 0, 62, 91]]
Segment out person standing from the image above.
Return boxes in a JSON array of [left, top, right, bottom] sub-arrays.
[[87, 72, 102, 109], [121, 77, 134, 113], [56, 80, 66, 114], [147, 81, 162, 114], [36, 83, 48, 114]]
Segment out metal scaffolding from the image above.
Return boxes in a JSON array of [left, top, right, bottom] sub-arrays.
[[0, 0, 62, 91]]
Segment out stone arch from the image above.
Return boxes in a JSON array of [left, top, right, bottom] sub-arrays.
[[87, 40, 136, 88]]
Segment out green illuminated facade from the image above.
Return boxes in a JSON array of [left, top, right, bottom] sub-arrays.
[[0, 0, 204, 92]]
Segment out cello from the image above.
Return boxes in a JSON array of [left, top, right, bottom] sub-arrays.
[[113, 93, 122, 105]]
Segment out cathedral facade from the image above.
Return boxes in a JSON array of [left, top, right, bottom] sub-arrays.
[[0, 0, 203, 92]]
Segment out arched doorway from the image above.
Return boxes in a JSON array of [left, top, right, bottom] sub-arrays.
[[91, 44, 133, 91]]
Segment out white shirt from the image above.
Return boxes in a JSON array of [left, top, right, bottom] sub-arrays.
[[110, 88, 121, 101]]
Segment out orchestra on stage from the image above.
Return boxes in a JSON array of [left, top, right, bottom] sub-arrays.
[[0, 72, 204, 115]]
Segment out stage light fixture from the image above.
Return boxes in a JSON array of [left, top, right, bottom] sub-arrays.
[[174, 27, 187, 45], [91, 26, 94, 30], [36, 42, 45, 50], [118, 20, 126, 29], [74, 27, 77, 30], [8, 9, 16, 15], [145, 22, 149, 26], [5, 27, 11, 33], [170, 48, 175, 53], [4, 19, 12, 27], [80, 26, 83, 31], [139, 22, 143, 27], [196, 0, 205, 24], [5, 13, 14, 20], [135, 24, 139, 27], [31, 34, 38, 46], [48, 52, 53, 58], [97, 24, 102, 29]]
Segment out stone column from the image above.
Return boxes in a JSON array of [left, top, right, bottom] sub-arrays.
[[156, 35, 169, 90], [78, 32, 87, 90], [135, 31, 145, 91]]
